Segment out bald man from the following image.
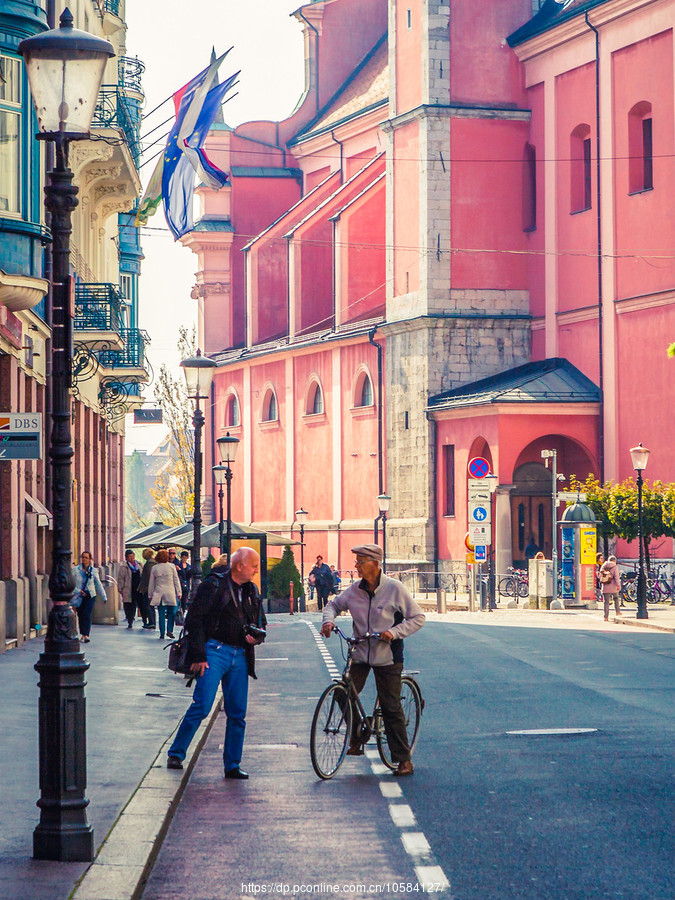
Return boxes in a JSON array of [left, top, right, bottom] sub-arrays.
[[167, 548, 266, 779]]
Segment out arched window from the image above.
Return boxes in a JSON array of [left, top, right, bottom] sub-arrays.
[[628, 101, 653, 193], [225, 393, 240, 427], [356, 373, 374, 407], [522, 142, 537, 231], [570, 124, 592, 213], [307, 380, 324, 415], [262, 388, 278, 422]]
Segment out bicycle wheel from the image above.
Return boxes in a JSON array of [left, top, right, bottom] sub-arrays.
[[310, 683, 352, 779], [518, 579, 529, 598], [376, 676, 423, 770], [498, 577, 515, 598]]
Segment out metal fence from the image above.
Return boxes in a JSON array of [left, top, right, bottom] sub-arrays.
[[74, 283, 124, 333], [98, 327, 150, 370], [92, 87, 141, 165]]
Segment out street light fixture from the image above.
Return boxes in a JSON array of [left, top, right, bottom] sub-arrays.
[[630, 442, 650, 620], [295, 507, 308, 612], [216, 432, 240, 564], [377, 493, 391, 573], [18, 8, 114, 863], [181, 350, 216, 595]]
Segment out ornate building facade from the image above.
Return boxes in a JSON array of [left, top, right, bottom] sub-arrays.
[[0, 0, 149, 649]]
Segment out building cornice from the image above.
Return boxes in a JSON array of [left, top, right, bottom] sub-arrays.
[[428, 401, 600, 421], [382, 103, 531, 133]]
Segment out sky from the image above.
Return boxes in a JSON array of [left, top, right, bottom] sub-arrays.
[[123, 0, 305, 453]]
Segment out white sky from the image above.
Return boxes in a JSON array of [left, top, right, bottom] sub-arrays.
[[123, 0, 304, 453]]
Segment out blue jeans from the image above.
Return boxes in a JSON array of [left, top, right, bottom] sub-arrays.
[[169, 639, 249, 772], [76, 593, 95, 637], [157, 604, 176, 637]]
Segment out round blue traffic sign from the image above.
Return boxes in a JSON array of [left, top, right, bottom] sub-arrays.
[[471, 506, 488, 522], [468, 456, 490, 478]]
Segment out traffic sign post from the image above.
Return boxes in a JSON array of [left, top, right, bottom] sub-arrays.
[[475, 545, 487, 562], [0, 414, 42, 460], [469, 502, 491, 524], [468, 524, 491, 546], [468, 456, 490, 479]]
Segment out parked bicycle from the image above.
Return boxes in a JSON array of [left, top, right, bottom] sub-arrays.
[[497, 567, 529, 599], [310, 623, 423, 780]]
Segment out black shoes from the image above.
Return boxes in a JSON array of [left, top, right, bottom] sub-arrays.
[[225, 768, 249, 780], [167, 756, 183, 770], [167, 632, 175, 639]]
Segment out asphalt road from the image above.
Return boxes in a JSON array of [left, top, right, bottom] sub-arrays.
[[141, 615, 675, 900]]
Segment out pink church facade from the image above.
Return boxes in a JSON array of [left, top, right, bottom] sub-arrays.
[[183, 0, 675, 575]]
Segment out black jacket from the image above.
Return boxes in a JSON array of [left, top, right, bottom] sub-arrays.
[[184, 566, 266, 678]]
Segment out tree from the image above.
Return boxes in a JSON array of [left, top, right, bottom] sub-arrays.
[[605, 478, 668, 572], [663, 482, 675, 535], [125, 449, 150, 530], [149, 327, 197, 525], [668, 343, 675, 358], [569, 474, 617, 556], [268, 545, 304, 601]]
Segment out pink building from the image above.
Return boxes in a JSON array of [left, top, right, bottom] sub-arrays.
[[183, 0, 675, 576]]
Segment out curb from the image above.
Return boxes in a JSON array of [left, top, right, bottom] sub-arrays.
[[70, 694, 222, 900], [611, 616, 675, 634]]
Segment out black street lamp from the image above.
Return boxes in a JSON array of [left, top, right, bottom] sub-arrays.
[[630, 442, 650, 620], [295, 507, 308, 612], [216, 432, 239, 564], [213, 465, 228, 556], [18, 9, 114, 862], [181, 350, 216, 597], [377, 493, 391, 572]]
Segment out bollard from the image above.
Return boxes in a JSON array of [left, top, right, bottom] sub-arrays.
[[289, 581, 294, 615], [436, 589, 446, 614]]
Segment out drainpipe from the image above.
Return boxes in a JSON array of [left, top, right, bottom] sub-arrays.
[[586, 11, 605, 483], [210, 380, 217, 527], [296, 10, 320, 115], [331, 129, 344, 182], [368, 329, 384, 496]]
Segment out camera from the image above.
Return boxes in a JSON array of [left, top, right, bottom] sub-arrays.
[[244, 624, 266, 641]]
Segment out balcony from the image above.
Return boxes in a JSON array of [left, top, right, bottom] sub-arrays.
[[118, 56, 145, 96], [74, 283, 124, 350], [102, 0, 121, 16], [92, 87, 141, 167], [98, 327, 150, 381]]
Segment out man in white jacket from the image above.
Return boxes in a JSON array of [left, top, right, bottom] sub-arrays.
[[321, 544, 425, 776]]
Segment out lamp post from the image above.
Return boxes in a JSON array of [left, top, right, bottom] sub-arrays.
[[216, 432, 239, 564], [630, 442, 650, 620], [18, 9, 114, 862], [378, 493, 391, 572], [295, 507, 308, 612], [541, 449, 559, 605], [181, 350, 216, 597], [213, 465, 227, 556]]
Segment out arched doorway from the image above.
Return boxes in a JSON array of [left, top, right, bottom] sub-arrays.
[[511, 462, 552, 564]]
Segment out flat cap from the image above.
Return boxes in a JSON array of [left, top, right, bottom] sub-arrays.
[[351, 543, 383, 562]]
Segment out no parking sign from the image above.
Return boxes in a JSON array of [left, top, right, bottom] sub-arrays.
[[468, 456, 490, 479]]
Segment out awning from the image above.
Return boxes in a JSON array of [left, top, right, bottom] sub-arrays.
[[25, 493, 52, 528]]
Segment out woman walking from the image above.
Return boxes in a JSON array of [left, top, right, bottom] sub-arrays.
[[118, 549, 143, 628], [138, 548, 157, 629], [599, 554, 621, 621], [72, 551, 106, 642], [148, 549, 181, 639]]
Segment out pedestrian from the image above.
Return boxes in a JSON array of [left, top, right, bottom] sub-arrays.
[[308, 572, 316, 603], [524, 536, 540, 560], [138, 548, 157, 629], [166, 548, 266, 779], [596, 552, 605, 606], [330, 565, 341, 595], [599, 554, 621, 621], [71, 551, 107, 643], [174, 550, 193, 610], [148, 549, 181, 639], [309, 554, 333, 610], [321, 543, 425, 776], [118, 549, 143, 628]]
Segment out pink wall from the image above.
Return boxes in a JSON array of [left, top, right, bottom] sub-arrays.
[[344, 182, 386, 322], [451, 118, 530, 290], [340, 343, 379, 519], [612, 30, 675, 300], [393, 124, 420, 295], [555, 63, 597, 314], [557, 318, 600, 386], [293, 351, 333, 521], [297, 218, 334, 334], [250, 361, 287, 522], [527, 82, 546, 320]]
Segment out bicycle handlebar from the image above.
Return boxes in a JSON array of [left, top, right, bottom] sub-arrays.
[[328, 623, 383, 644]]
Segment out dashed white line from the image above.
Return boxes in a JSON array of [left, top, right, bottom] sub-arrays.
[[389, 804, 417, 828]]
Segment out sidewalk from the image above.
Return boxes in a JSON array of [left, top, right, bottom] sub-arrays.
[[1, 606, 672, 900]]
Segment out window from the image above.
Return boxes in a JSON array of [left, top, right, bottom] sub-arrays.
[[522, 143, 536, 231], [307, 381, 323, 415], [225, 393, 240, 427], [354, 371, 374, 408], [628, 102, 653, 193], [443, 445, 455, 517], [407, 9, 412, 30], [0, 56, 22, 215], [570, 124, 591, 213], [262, 389, 277, 422]]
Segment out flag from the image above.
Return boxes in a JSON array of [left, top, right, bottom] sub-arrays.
[[161, 55, 239, 240], [135, 153, 164, 226]]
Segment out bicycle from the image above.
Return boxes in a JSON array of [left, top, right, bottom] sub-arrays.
[[310, 623, 424, 780], [497, 567, 529, 599]]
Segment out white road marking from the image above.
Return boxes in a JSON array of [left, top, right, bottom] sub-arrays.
[[389, 804, 417, 828], [402, 832, 432, 858], [415, 866, 451, 893], [379, 782, 402, 799], [113, 666, 165, 672]]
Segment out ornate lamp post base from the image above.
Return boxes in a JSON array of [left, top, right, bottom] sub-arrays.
[[33, 605, 93, 861]]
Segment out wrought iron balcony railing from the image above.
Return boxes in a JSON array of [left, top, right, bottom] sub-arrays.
[[74, 283, 124, 334], [98, 327, 150, 370], [92, 87, 141, 166], [103, 0, 121, 16], [118, 56, 145, 95]]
